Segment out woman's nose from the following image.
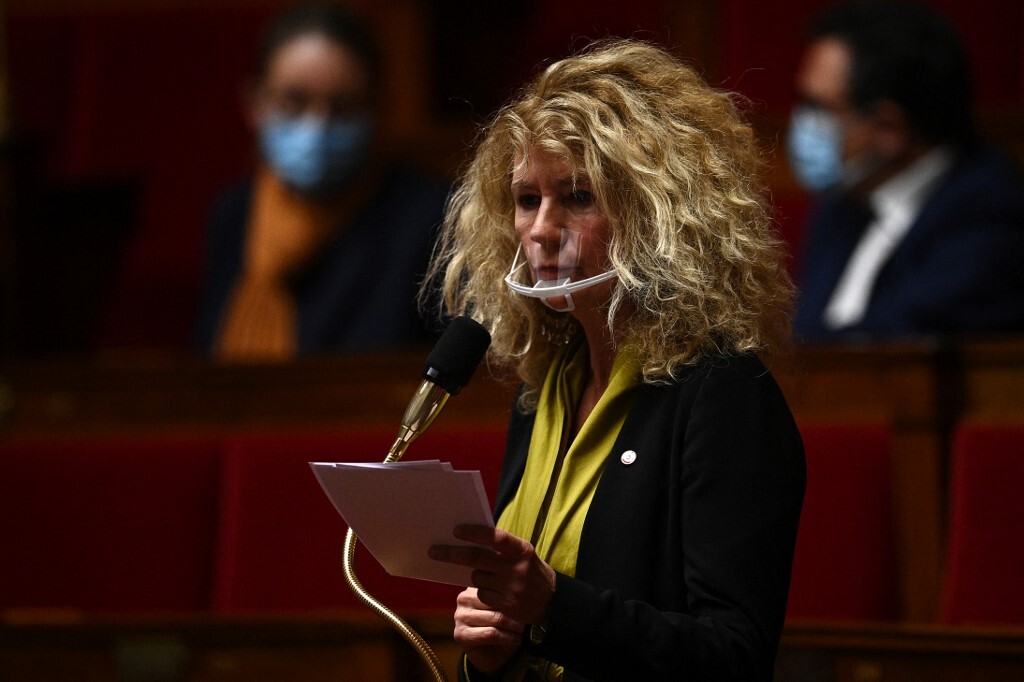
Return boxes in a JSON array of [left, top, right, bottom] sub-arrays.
[[529, 199, 564, 247]]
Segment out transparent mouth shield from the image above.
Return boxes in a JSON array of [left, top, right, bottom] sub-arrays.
[[503, 229, 617, 312]]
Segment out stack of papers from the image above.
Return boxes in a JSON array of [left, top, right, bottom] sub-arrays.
[[310, 461, 494, 586]]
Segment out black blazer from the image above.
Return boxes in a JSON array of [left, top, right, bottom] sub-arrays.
[[464, 353, 805, 681]]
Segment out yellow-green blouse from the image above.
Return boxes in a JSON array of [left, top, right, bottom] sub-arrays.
[[495, 338, 641, 681]]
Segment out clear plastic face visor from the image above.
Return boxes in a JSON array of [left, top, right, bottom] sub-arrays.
[[503, 229, 617, 313]]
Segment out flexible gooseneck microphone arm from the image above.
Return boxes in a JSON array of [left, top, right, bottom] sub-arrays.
[[342, 317, 491, 682]]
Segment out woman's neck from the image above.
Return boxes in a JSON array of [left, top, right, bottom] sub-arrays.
[[575, 305, 618, 384], [572, 313, 617, 434]]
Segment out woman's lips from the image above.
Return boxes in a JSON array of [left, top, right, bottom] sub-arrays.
[[535, 264, 572, 281]]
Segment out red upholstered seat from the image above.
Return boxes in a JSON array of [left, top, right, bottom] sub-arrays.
[[0, 436, 222, 612], [940, 422, 1024, 625], [786, 422, 898, 621], [212, 427, 506, 614]]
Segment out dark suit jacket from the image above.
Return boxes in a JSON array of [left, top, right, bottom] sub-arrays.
[[793, 146, 1024, 342], [195, 165, 450, 354], [463, 353, 805, 682]]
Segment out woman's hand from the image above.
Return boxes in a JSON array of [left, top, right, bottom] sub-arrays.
[[429, 525, 557, 626], [453, 587, 524, 674]]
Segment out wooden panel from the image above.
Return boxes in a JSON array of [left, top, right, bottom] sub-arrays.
[[4, 345, 951, 436], [0, 615, 407, 682], [778, 621, 1024, 682], [956, 339, 1024, 421], [5, 614, 1024, 682], [0, 352, 518, 438]]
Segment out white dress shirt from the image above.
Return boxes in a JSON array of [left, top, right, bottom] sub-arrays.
[[823, 147, 954, 330]]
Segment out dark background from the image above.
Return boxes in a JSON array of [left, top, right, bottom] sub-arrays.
[[2, 0, 1021, 359]]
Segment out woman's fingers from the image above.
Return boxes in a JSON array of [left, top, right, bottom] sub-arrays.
[[432, 530, 557, 626], [428, 524, 534, 574], [455, 588, 523, 631], [427, 542, 501, 571], [454, 524, 533, 556], [453, 588, 524, 674]]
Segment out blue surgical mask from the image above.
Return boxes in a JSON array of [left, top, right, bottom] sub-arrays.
[[259, 114, 373, 194], [786, 105, 843, 192]]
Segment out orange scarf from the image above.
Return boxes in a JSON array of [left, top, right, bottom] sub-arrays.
[[212, 168, 341, 362]]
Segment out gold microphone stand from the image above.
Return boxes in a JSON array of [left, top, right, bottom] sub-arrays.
[[341, 380, 453, 682]]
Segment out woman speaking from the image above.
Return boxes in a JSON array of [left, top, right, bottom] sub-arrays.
[[426, 39, 806, 681]]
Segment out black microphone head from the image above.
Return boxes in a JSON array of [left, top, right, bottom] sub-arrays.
[[423, 316, 491, 394]]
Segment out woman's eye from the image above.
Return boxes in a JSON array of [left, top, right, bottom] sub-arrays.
[[516, 194, 541, 209], [571, 190, 594, 205]]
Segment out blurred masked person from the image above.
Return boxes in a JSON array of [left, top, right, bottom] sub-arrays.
[[788, 1, 1024, 341], [196, 3, 449, 360]]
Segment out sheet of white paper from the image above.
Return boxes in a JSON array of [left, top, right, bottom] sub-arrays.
[[310, 461, 493, 586]]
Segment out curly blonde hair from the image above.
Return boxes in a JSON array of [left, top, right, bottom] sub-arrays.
[[423, 39, 793, 408]]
